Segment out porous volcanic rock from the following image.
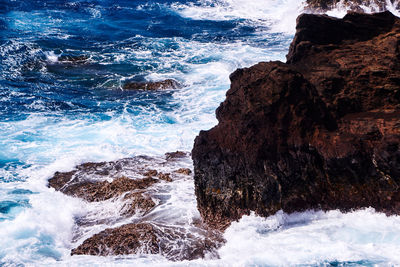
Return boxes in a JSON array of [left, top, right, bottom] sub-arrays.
[[122, 79, 181, 90], [49, 174, 157, 202], [49, 154, 224, 260], [175, 168, 192, 175], [71, 222, 224, 260], [192, 11, 400, 229], [71, 223, 159, 256]]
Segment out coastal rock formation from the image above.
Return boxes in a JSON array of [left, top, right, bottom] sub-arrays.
[[192, 11, 400, 229], [48, 154, 224, 260], [122, 79, 181, 90], [71, 223, 160, 256], [71, 222, 223, 260], [48, 158, 163, 219], [305, 0, 399, 13]]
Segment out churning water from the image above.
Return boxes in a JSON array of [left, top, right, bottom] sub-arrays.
[[1, 0, 399, 266]]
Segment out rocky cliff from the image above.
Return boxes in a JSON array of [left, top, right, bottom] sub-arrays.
[[192, 11, 400, 230]]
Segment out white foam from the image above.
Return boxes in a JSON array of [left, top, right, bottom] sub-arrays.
[[3, 0, 400, 266], [386, 0, 400, 16], [26, 209, 400, 266], [217, 209, 400, 266], [45, 51, 59, 63], [0, 188, 84, 265], [171, 0, 305, 34]]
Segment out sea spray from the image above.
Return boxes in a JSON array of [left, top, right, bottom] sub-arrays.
[[0, 0, 399, 266]]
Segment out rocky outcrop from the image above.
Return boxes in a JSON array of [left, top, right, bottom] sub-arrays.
[[71, 223, 160, 256], [122, 79, 181, 90], [71, 222, 223, 260], [49, 153, 223, 260], [305, 0, 400, 13], [192, 11, 400, 229]]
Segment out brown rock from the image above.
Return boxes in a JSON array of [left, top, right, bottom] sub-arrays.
[[71, 223, 159, 256], [288, 12, 400, 117], [122, 79, 181, 90], [121, 192, 156, 216], [144, 169, 158, 177], [48, 158, 161, 202], [192, 12, 400, 230], [174, 168, 192, 175], [165, 151, 189, 160], [157, 172, 172, 182], [48, 154, 222, 260], [49, 175, 157, 202], [71, 222, 224, 261]]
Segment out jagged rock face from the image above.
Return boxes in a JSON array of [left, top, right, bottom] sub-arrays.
[[192, 11, 400, 230], [288, 12, 400, 116]]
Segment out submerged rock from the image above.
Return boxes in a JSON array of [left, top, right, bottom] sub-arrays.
[[122, 79, 181, 90], [71, 223, 159, 256], [58, 55, 90, 63], [175, 168, 192, 175], [71, 222, 223, 260], [49, 175, 157, 202], [48, 153, 222, 260], [165, 151, 190, 160], [192, 11, 400, 229]]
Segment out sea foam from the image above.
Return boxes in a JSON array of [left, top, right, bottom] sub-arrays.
[[1, 0, 400, 266]]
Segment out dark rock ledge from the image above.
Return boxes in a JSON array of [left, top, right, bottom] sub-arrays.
[[48, 152, 223, 260], [122, 79, 181, 90], [192, 11, 400, 230]]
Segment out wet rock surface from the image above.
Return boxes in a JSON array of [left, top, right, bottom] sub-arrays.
[[122, 79, 181, 90], [192, 12, 400, 230], [305, 0, 399, 13], [71, 222, 223, 260], [165, 151, 190, 160], [48, 153, 223, 260], [49, 174, 157, 202], [175, 168, 192, 175], [58, 55, 90, 63]]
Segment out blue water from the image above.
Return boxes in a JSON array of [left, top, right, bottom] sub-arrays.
[[1, 0, 400, 266]]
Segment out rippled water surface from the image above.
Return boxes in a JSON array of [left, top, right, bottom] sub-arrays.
[[1, 0, 400, 266]]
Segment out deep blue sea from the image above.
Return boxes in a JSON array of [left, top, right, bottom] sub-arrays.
[[1, 0, 400, 266]]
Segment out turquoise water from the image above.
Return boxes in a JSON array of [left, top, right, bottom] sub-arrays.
[[1, 0, 400, 266]]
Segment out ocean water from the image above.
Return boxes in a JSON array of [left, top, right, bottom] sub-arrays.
[[0, 0, 399, 266]]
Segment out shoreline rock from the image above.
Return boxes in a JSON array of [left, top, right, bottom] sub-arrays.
[[192, 11, 400, 230], [122, 79, 181, 90], [48, 153, 224, 260], [71, 222, 223, 260]]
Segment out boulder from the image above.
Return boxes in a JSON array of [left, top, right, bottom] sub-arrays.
[[192, 11, 400, 230]]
